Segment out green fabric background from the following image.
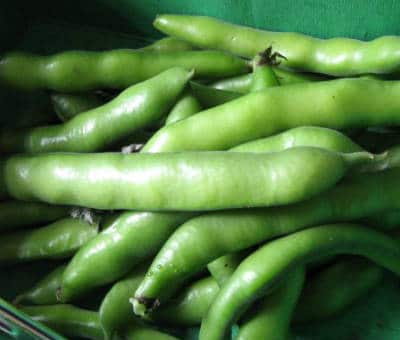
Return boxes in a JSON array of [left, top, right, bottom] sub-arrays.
[[1, 1, 400, 339]]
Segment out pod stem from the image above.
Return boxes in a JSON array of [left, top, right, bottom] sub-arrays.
[[359, 146, 400, 172], [343, 151, 375, 168], [130, 296, 160, 318], [253, 46, 287, 70]]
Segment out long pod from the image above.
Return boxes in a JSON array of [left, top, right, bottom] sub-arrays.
[[199, 224, 400, 340], [0, 218, 98, 264], [143, 78, 400, 153], [0, 201, 69, 232], [2, 148, 372, 210], [99, 265, 146, 339], [294, 257, 384, 323], [14, 265, 66, 305], [0, 50, 248, 91], [232, 126, 363, 154], [51, 93, 103, 122], [190, 82, 241, 108], [136, 257, 385, 327], [60, 212, 193, 302], [20, 304, 102, 340], [153, 276, 220, 327], [0, 67, 191, 153], [132, 168, 400, 315], [164, 89, 202, 125], [236, 267, 305, 340], [210, 69, 326, 93], [123, 323, 179, 340], [154, 14, 400, 76], [139, 37, 195, 52]]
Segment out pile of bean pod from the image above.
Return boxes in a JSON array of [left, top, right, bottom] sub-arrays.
[[1, 14, 400, 340]]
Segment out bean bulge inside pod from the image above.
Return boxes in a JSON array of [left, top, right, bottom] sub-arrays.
[[3, 147, 372, 211]]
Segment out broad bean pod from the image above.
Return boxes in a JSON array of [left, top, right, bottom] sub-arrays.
[[190, 82, 241, 108], [294, 257, 384, 323], [199, 224, 400, 340], [20, 304, 103, 340], [2, 148, 371, 210], [210, 68, 326, 93], [0, 67, 191, 153], [123, 323, 179, 340], [207, 252, 246, 286], [209, 58, 298, 340], [60, 211, 193, 302], [139, 37, 195, 52], [0, 201, 69, 232], [0, 50, 248, 91], [154, 14, 400, 76], [164, 89, 202, 125], [138, 258, 383, 327], [132, 168, 400, 315], [51, 93, 103, 122], [14, 265, 66, 305], [0, 218, 98, 264], [143, 78, 400, 153], [249, 51, 280, 91], [99, 265, 147, 339], [235, 267, 305, 340], [232, 126, 363, 154], [153, 276, 220, 327]]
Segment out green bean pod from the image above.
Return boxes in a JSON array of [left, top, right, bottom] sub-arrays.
[[199, 224, 400, 340], [0, 201, 69, 232], [20, 304, 102, 340], [232, 126, 363, 154], [210, 62, 305, 334], [210, 74, 253, 93], [209, 67, 325, 93], [164, 89, 202, 125], [14, 265, 66, 305], [51, 93, 103, 122], [0, 50, 248, 91], [209, 56, 280, 332], [52, 93, 153, 150], [132, 168, 400, 315], [154, 14, 400, 76], [190, 82, 241, 108], [133, 260, 385, 328], [294, 257, 384, 323], [207, 252, 245, 286], [250, 52, 280, 91], [139, 37, 195, 52], [143, 78, 400, 153], [99, 265, 146, 339], [0, 218, 98, 264], [153, 276, 220, 327], [236, 267, 305, 340], [222, 67, 327, 93], [3, 148, 371, 211], [60, 212, 193, 302], [0, 67, 192, 153], [123, 323, 179, 340]]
